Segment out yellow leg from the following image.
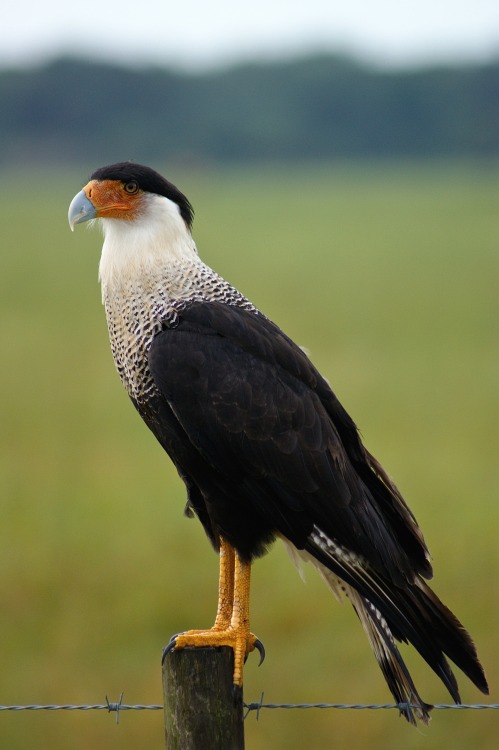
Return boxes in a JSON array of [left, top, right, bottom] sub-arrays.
[[168, 538, 263, 687], [213, 538, 235, 630], [229, 548, 256, 686]]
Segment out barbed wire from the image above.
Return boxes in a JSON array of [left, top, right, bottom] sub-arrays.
[[0, 694, 497, 724], [243, 696, 499, 720], [0, 695, 162, 724]]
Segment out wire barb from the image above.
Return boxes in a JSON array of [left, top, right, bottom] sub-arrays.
[[244, 692, 265, 720], [106, 692, 124, 724]]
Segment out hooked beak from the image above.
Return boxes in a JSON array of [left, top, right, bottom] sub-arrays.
[[68, 189, 96, 231]]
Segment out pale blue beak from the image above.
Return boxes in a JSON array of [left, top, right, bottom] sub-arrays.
[[68, 189, 97, 231]]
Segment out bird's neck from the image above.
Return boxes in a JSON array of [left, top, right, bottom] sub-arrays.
[[97, 195, 256, 319], [98, 205, 200, 300]]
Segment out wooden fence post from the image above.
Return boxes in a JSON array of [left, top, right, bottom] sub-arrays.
[[162, 646, 245, 750]]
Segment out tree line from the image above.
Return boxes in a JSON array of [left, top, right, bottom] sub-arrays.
[[0, 54, 497, 166]]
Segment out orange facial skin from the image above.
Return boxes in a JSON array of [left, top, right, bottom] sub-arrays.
[[84, 178, 145, 220]]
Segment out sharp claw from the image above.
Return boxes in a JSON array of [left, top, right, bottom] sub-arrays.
[[162, 631, 183, 663], [162, 637, 178, 664], [254, 638, 266, 666]]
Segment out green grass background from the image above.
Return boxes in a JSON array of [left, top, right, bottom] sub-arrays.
[[0, 161, 497, 748]]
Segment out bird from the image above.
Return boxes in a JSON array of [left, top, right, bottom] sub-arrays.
[[68, 162, 488, 724]]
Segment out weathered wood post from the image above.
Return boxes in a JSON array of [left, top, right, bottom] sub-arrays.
[[162, 646, 245, 749]]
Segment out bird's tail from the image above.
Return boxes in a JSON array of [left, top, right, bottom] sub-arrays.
[[295, 533, 488, 725], [317, 564, 432, 725]]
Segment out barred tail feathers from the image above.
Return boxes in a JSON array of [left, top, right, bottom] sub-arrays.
[[292, 526, 488, 725], [280, 536, 431, 724], [315, 559, 432, 725]]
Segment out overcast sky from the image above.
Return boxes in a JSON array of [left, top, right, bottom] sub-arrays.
[[2, 0, 498, 70]]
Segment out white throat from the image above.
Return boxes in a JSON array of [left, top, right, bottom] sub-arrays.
[[98, 193, 198, 294]]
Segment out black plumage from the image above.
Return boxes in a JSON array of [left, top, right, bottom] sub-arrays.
[[148, 302, 426, 572]]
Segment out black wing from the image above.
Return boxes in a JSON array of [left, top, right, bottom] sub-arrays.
[[148, 301, 430, 583]]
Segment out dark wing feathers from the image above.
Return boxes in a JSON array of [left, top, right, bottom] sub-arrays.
[[149, 301, 428, 583]]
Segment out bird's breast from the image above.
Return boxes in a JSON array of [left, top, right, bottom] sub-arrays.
[[102, 279, 171, 401]]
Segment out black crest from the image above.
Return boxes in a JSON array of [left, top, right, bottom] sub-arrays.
[[90, 162, 194, 228]]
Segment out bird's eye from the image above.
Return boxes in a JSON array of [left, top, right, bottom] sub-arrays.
[[123, 181, 139, 194]]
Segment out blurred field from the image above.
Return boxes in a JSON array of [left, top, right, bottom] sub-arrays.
[[0, 160, 497, 749]]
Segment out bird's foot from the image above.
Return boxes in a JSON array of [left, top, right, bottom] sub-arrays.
[[162, 627, 265, 687]]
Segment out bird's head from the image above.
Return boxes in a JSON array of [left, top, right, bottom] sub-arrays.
[[69, 163, 197, 283], [68, 162, 194, 232]]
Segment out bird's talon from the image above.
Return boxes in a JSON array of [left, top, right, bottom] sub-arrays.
[[254, 638, 266, 666], [162, 637, 177, 664]]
